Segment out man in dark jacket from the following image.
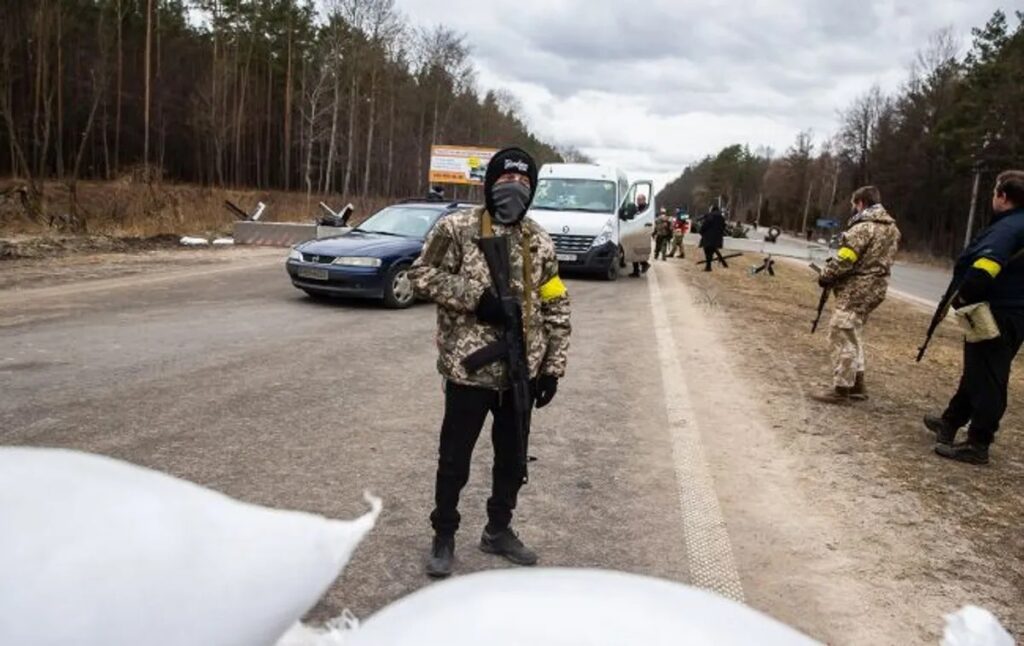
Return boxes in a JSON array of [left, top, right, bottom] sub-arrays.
[[699, 206, 728, 271], [926, 170, 1024, 465]]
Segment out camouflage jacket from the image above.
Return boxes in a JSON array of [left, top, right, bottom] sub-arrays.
[[409, 206, 572, 390], [654, 215, 673, 237], [821, 204, 901, 315]]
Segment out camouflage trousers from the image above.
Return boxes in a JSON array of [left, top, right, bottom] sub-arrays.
[[828, 308, 865, 388], [668, 233, 685, 258]]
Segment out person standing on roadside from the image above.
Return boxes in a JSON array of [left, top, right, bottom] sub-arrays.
[[409, 147, 572, 578], [925, 170, 1024, 465], [811, 186, 900, 404], [668, 212, 689, 259], [653, 207, 673, 261], [629, 194, 653, 277], [699, 205, 728, 271]]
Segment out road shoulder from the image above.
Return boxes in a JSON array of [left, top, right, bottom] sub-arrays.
[[654, 256, 1023, 643]]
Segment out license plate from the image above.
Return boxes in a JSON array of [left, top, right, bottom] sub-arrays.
[[297, 267, 329, 280], [556, 253, 578, 262]]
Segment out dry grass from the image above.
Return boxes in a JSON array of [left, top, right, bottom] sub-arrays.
[[0, 178, 395, 239], [675, 248, 1024, 633]]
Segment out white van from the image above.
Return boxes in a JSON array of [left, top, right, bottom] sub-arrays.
[[527, 164, 655, 280]]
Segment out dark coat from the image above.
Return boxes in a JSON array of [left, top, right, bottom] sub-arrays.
[[954, 207, 1024, 309], [699, 211, 726, 249]]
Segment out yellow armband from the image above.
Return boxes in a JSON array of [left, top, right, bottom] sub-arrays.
[[539, 275, 567, 301], [972, 257, 1002, 278], [837, 246, 859, 263]]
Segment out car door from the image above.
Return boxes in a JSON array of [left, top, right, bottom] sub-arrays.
[[618, 180, 655, 263]]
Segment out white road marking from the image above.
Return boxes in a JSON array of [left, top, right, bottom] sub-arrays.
[[648, 267, 746, 602]]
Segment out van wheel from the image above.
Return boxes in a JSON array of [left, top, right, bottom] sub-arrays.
[[383, 263, 415, 309], [604, 256, 619, 281]]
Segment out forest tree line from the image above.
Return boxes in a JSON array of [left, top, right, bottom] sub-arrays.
[[0, 0, 566, 228], [657, 10, 1024, 257]]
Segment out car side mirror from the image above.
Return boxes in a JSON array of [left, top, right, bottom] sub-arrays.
[[619, 203, 638, 221]]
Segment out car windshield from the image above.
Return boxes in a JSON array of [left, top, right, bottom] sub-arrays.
[[355, 205, 445, 238], [532, 179, 617, 214]]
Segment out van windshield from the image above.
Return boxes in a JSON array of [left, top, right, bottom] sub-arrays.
[[531, 179, 617, 214]]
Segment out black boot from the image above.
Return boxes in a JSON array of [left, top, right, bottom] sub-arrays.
[[935, 441, 989, 465], [640, 261, 650, 274], [426, 534, 455, 578], [480, 527, 538, 566], [850, 372, 868, 401], [923, 415, 958, 445]]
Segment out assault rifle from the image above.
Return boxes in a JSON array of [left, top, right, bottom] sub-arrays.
[[916, 284, 957, 362], [461, 235, 533, 484], [694, 252, 744, 266], [809, 262, 828, 334]]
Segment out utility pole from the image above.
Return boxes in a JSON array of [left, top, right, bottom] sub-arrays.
[[755, 192, 763, 227], [963, 162, 982, 249], [800, 181, 814, 235]]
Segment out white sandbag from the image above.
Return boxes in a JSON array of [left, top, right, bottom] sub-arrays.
[[347, 569, 819, 646], [212, 237, 235, 246], [941, 606, 1014, 646], [0, 447, 380, 646], [179, 236, 210, 246]]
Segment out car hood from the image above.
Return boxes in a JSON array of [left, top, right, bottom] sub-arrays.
[[527, 208, 615, 237], [298, 231, 422, 257]]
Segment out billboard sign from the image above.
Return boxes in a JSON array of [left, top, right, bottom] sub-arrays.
[[429, 145, 498, 186]]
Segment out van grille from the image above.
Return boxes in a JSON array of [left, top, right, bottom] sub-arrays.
[[550, 234, 595, 254]]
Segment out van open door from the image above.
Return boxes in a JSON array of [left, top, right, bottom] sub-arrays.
[[618, 180, 655, 265]]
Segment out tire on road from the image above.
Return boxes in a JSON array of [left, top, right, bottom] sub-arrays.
[[383, 262, 415, 309]]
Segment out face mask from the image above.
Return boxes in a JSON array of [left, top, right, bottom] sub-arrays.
[[492, 181, 531, 225]]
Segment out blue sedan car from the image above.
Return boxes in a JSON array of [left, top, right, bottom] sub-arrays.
[[286, 200, 471, 308]]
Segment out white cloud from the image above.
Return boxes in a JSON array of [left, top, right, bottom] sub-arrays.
[[393, 0, 1006, 185]]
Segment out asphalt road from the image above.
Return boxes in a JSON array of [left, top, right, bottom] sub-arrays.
[[0, 254, 691, 620], [693, 231, 951, 306]]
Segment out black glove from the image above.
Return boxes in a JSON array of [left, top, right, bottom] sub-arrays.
[[534, 374, 558, 409], [475, 289, 504, 326], [818, 275, 835, 289]]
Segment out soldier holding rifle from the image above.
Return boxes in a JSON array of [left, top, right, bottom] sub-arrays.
[[811, 186, 900, 404], [923, 170, 1024, 465], [410, 148, 572, 578]]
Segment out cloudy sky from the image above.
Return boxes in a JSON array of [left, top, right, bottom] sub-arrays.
[[394, 0, 1008, 185]]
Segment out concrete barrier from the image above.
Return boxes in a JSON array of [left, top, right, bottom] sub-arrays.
[[233, 222, 351, 246]]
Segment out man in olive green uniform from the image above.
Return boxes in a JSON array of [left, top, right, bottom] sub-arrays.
[[812, 186, 901, 404], [653, 208, 673, 260], [410, 147, 572, 578]]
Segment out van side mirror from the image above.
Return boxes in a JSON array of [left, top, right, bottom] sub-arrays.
[[619, 203, 638, 221]]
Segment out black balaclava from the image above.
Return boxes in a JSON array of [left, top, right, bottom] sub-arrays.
[[484, 147, 539, 225]]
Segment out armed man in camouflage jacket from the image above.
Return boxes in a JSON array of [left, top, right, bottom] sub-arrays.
[[410, 148, 572, 578], [812, 186, 901, 404]]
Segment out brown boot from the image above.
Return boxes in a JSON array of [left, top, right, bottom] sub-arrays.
[[850, 372, 868, 401], [810, 386, 853, 404]]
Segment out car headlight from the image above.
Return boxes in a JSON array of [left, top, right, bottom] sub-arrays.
[[288, 248, 303, 261], [332, 256, 382, 268], [591, 220, 615, 248]]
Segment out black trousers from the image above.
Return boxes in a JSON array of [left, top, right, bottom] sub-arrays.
[[942, 308, 1024, 445], [430, 381, 531, 537], [703, 247, 727, 270]]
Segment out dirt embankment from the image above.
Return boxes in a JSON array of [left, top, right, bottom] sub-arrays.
[[0, 178, 394, 252], [673, 249, 1023, 639]]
